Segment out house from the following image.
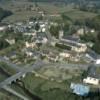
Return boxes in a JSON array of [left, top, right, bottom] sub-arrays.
[[41, 50, 50, 56], [59, 52, 70, 58], [0, 23, 8, 32], [41, 50, 59, 62], [83, 77, 99, 85], [24, 48, 38, 58], [35, 32, 48, 44], [59, 35, 87, 53], [0, 26, 6, 31], [86, 50, 100, 64], [77, 28, 85, 35], [70, 83, 90, 96], [77, 27, 95, 36], [83, 65, 100, 85], [24, 32, 36, 36], [25, 49, 33, 57], [71, 44, 87, 53], [47, 54, 59, 62], [25, 42, 36, 48]]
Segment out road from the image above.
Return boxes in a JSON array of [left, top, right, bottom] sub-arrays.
[[3, 86, 29, 100], [0, 60, 48, 89], [0, 60, 90, 89], [45, 25, 53, 44], [52, 62, 90, 70], [0, 57, 90, 100]]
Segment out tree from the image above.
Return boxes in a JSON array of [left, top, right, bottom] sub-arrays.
[[80, 33, 95, 42], [0, 38, 9, 50], [61, 14, 72, 22], [97, 32, 100, 42], [49, 25, 60, 38], [35, 23, 40, 31], [0, 7, 12, 21]]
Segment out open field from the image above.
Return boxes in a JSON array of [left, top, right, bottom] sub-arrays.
[[38, 2, 74, 14], [64, 10, 97, 20], [0, 1, 97, 22]]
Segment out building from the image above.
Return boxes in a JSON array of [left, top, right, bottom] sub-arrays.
[[83, 65, 100, 85], [70, 83, 90, 96], [47, 54, 59, 62], [77, 27, 95, 36], [24, 32, 36, 36], [86, 50, 100, 64], [41, 50, 59, 62], [59, 36, 87, 53], [83, 77, 99, 85], [25, 42, 36, 48], [0, 26, 7, 31], [23, 48, 38, 59], [77, 28, 85, 35], [35, 32, 48, 44], [0, 23, 8, 32], [59, 52, 70, 58]]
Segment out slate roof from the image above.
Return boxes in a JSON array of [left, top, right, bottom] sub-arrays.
[[87, 65, 100, 79], [60, 35, 86, 48], [37, 32, 47, 38], [87, 50, 99, 60], [62, 35, 80, 42], [60, 40, 81, 48]]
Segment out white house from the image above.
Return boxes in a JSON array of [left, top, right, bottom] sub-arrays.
[[25, 42, 36, 48], [0, 26, 7, 31], [77, 28, 84, 35], [72, 44, 87, 53], [96, 59, 100, 64], [24, 32, 36, 36], [59, 52, 70, 58], [83, 77, 99, 85], [26, 51, 33, 57], [83, 65, 100, 85]]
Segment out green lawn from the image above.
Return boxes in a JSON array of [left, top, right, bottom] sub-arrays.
[[22, 73, 82, 100]]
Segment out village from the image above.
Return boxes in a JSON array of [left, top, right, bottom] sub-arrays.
[[0, 15, 100, 98]]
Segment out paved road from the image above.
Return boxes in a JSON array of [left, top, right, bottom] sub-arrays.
[[45, 25, 53, 44], [52, 62, 90, 70], [0, 60, 48, 89], [3, 86, 29, 100], [0, 60, 90, 89]]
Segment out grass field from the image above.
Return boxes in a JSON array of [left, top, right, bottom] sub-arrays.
[[64, 10, 97, 20], [22, 72, 82, 100], [0, 1, 97, 23]]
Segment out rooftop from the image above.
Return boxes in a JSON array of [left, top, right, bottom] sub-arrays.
[[88, 51, 98, 59], [88, 65, 100, 79], [62, 35, 80, 42], [70, 83, 90, 96], [60, 40, 81, 48]]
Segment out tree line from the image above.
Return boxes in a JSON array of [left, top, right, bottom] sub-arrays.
[[0, 7, 12, 22]]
